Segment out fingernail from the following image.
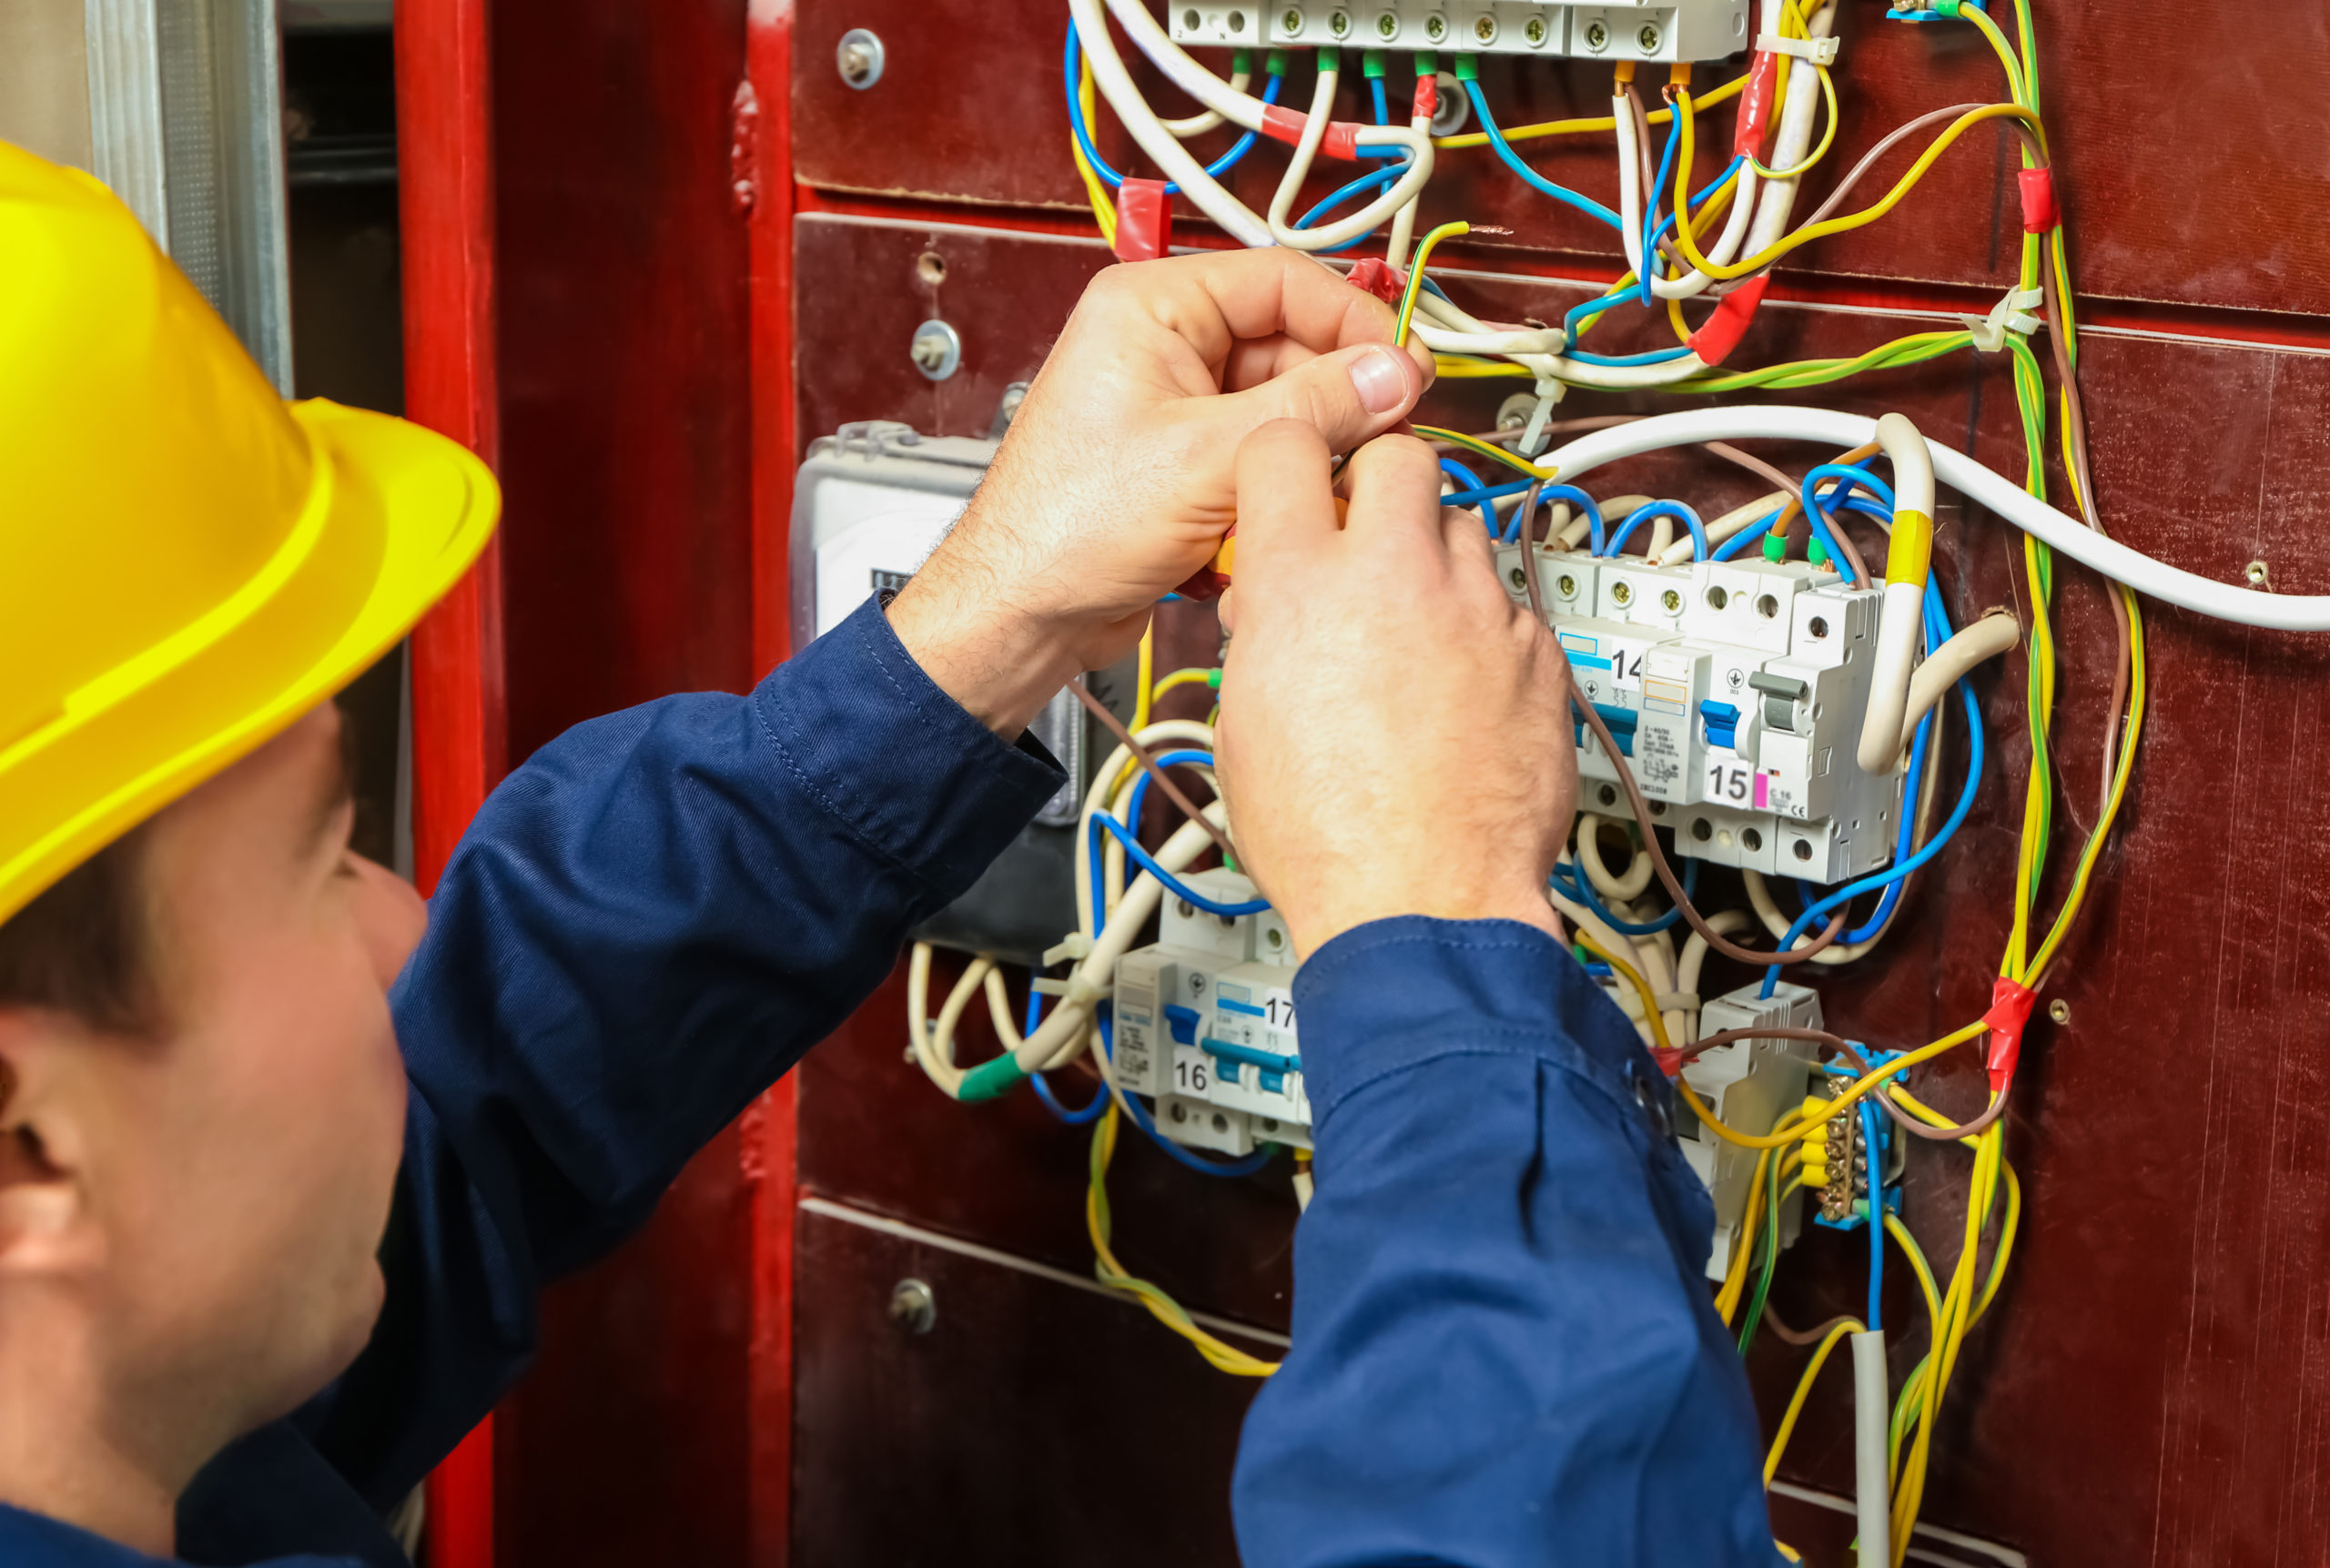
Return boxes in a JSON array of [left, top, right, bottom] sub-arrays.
[[1349, 345, 1409, 415]]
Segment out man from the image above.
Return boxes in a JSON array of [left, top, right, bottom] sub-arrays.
[[0, 142, 1773, 1567]]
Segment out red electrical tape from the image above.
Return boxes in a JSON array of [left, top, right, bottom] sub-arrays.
[[1344, 256, 1406, 304], [1685, 275, 1769, 367], [1259, 105, 1364, 160], [1413, 75, 1438, 120], [2018, 167, 2059, 233], [1112, 178, 1172, 263], [1982, 977, 2038, 1092], [1734, 50, 1778, 157]]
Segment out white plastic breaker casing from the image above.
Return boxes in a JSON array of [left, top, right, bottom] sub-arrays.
[[1112, 869, 1310, 1155], [1501, 541, 1908, 885], [1170, 1, 1751, 62], [1677, 980, 1824, 1280]]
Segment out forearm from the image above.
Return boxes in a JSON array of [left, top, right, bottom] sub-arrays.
[[1232, 919, 1779, 1568]]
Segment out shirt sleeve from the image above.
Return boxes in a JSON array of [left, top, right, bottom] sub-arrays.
[[301, 594, 1065, 1511], [1231, 917, 1784, 1568]]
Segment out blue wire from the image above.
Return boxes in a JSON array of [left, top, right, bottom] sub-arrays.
[[1600, 500, 1710, 561], [1646, 157, 1748, 255], [1565, 345, 1697, 367], [1552, 855, 1701, 936], [1802, 463, 1896, 518], [1293, 157, 1410, 252], [1026, 986, 1107, 1124], [1464, 79, 1623, 229], [1708, 484, 1888, 564], [1441, 479, 1535, 516], [1121, 748, 1218, 843], [1640, 109, 1682, 307], [1064, 25, 1278, 192], [1561, 157, 1747, 348], [1862, 1100, 1885, 1330], [1439, 458, 1499, 535], [1370, 74, 1390, 126], [1097, 1012, 1275, 1177], [1089, 814, 1268, 918]]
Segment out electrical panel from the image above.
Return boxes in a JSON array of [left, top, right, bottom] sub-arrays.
[[1113, 869, 1311, 1154], [1499, 541, 1907, 884], [1169, 1, 1753, 62]]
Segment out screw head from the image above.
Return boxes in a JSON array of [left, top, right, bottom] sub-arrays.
[[1556, 573, 1578, 597], [836, 27, 885, 89], [1423, 12, 1446, 40], [1661, 589, 1682, 612], [1282, 5, 1303, 34], [1473, 13, 1496, 42], [1584, 18, 1609, 49], [2048, 998, 2072, 1026], [1375, 10, 1399, 37], [909, 319, 961, 380], [1637, 21, 1662, 51], [1612, 581, 1633, 605], [889, 1279, 937, 1335], [1328, 6, 1351, 35], [1524, 15, 1547, 44], [2247, 559, 2273, 588], [1511, 567, 1528, 591]]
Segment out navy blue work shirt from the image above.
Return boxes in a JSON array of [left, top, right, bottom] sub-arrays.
[[0, 598, 1778, 1565]]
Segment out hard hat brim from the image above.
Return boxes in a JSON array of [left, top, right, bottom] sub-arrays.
[[0, 400, 500, 926]]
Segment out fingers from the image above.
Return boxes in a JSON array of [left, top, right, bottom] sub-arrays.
[[1115, 248, 1436, 384], [1197, 341, 1425, 460], [1231, 421, 1342, 578], [1338, 435, 1447, 541]]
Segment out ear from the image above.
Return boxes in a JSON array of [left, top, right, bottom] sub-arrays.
[[0, 1011, 106, 1280]]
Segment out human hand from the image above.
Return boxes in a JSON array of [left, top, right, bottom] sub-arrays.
[[1213, 424, 1576, 960], [886, 248, 1433, 735]]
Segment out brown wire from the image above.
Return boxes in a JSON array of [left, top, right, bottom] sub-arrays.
[[1674, 1024, 1868, 1072], [1880, 1085, 2010, 1142], [1570, 692, 1847, 966], [1760, 1308, 1858, 1348], [1068, 678, 1240, 865]]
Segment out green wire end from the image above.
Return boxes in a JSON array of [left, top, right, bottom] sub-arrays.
[[1414, 49, 1439, 77], [1361, 48, 1387, 78], [1452, 52, 1479, 82], [958, 1055, 1030, 1103], [1762, 532, 1788, 563], [1266, 47, 1292, 76]]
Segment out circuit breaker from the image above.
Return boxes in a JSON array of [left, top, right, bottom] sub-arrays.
[[1501, 541, 1908, 884], [1112, 869, 1311, 1155], [1169, 1, 1752, 62]]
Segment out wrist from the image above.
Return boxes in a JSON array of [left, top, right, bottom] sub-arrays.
[[1286, 885, 1561, 963], [884, 582, 1080, 738]]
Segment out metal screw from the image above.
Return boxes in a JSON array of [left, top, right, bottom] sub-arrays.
[[1661, 589, 1681, 612], [1329, 7, 1351, 35], [1612, 581, 1633, 605], [1176, 898, 1196, 918], [889, 1279, 936, 1335], [1265, 926, 1285, 948], [1376, 10, 1399, 38], [1637, 21, 1662, 51], [2049, 998, 2072, 1026], [1556, 573, 1577, 597], [1524, 15, 1547, 44], [1473, 13, 1496, 42], [909, 319, 961, 380], [2247, 559, 2273, 589], [1423, 12, 1446, 41], [1583, 18, 1609, 50], [1496, 392, 1537, 430], [836, 28, 885, 89], [1282, 5, 1303, 34], [1511, 567, 1528, 591]]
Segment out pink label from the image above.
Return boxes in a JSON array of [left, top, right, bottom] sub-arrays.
[[1753, 772, 1770, 810]]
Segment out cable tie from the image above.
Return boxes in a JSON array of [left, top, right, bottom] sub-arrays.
[[1517, 379, 1565, 457], [1958, 286, 2045, 352], [1031, 977, 1071, 997], [1755, 32, 1841, 65], [1981, 976, 2037, 1092], [1042, 934, 1093, 967], [1065, 971, 1109, 1010]]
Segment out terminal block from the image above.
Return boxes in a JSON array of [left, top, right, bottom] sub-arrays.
[[1503, 541, 1909, 884], [1804, 1049, 1905, 1231], [1112, 869, 1310, 1155], [1170, 2, 1752, 62], [1674, 980, 1824, 1280]]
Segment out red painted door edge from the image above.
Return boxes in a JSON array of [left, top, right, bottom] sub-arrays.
[[397, 0, 506, 1563], [745, 5, 798, 1563]]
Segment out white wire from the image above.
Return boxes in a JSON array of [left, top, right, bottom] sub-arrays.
[[1615, 94, 1759, 302], [1265, 63, 1434, 252], [1541, 405, 2330, 632], [1069, 0, 1272, 246], [1413, 291, 1711, 389], [1160, 69, 1248, 138]]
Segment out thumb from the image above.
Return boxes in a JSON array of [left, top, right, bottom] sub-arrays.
[[1203, 342, 1426, 457]]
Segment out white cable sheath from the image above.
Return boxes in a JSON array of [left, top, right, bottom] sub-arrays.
[[1616, 96, 1758, 300], [1160, 69, 1248, 138], [1851, 1331, 1892, 1566], [1859, 581, 1925, 774], [1541, 406, 2330, 632], [1740, 0, 1838, 258], [1069, 0, 1272, 246]]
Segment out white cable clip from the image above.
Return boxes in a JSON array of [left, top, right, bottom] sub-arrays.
[[1063, 971, 1109, 1010], [1657, 991, 1699, 1015], [1041, 933, 1093, 967], [1756, 32, 1841, 65], [1518, 376, 1566, 459], [1959, 286, 2045, 353]]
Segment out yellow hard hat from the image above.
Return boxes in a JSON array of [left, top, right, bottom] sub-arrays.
[[0, 142, 499, 926]]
